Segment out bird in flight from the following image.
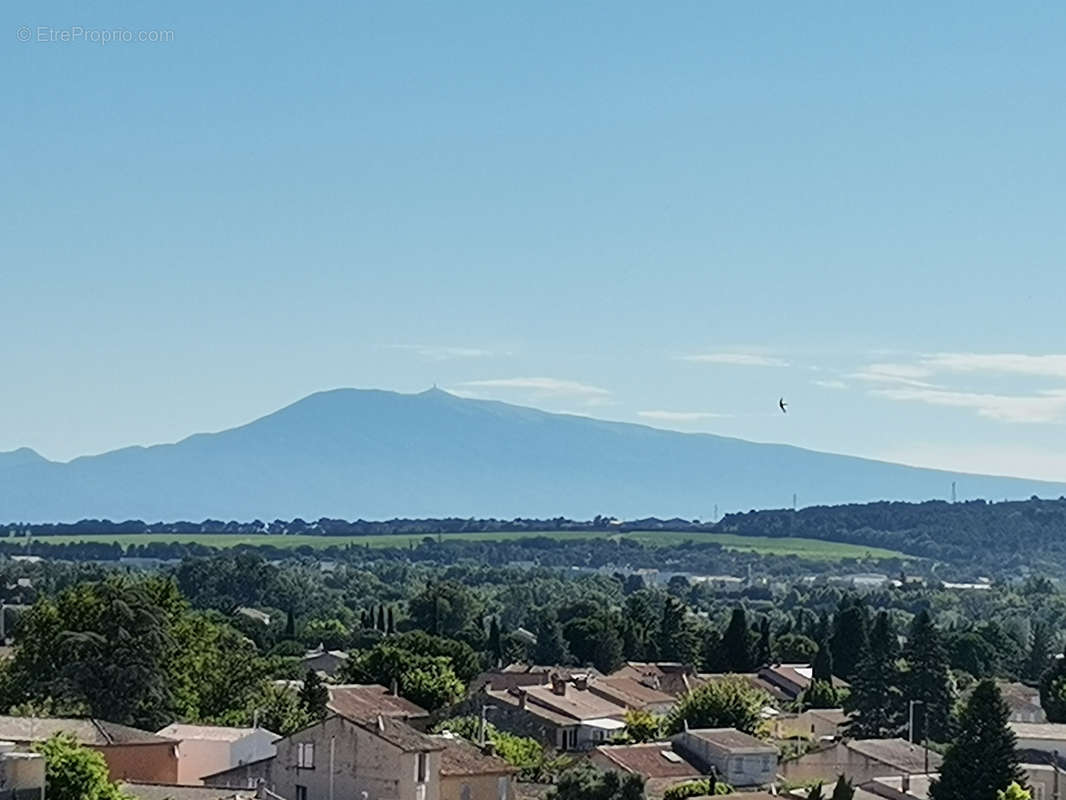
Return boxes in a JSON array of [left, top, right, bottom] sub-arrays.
[[779, 397, 788, 414]]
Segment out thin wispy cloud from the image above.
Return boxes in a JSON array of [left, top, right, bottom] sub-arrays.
[[871, 387, 1066, 424], [389, 344, 504, 360], [849, 362, 938, 388], [459, 377, 611, 398], [920, 352, 1066, 378], [676, 352, 789, 367], [637, 410, 731, 422], [812, 379, 848, 390]]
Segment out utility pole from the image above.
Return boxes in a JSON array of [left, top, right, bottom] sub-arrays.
[[951, 481, 957, 503], [479, 704, 496, 746], [908, 700, 923, 744]]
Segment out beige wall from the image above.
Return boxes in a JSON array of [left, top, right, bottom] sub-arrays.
[[440, 774, 511, 800], [780, 743, 928, 787]]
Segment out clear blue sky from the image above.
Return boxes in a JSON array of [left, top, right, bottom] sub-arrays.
[[3, 2, 1066, 484]]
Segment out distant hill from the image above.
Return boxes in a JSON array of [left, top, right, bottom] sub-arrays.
[[2, 387, 1064, 522]]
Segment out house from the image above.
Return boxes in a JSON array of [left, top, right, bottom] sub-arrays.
[[771, 708, 850, 740], [0, 716, 179, 783], [780, 739, 942, 787], [204, 714, 445, 800], [670, 728, 777, 788], [753, 664, 849, 704], [586, 676, 676, 716], [588, 741, 705, 799], [1011, 722, 1066, 755], [996, 683, 1046, 724], [432, 734, 517, 800], [475, 674, 628, 751], [301, 646, 349, 676], [155, 724, 279, 785], [0, 743, 44, 800]]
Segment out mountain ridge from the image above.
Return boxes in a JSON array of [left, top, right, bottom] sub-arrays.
[[2, 387, 1064, 522]]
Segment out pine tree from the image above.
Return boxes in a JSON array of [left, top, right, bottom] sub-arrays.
[[930, 680, 1024, 800], [830, 598, 869, 681], [848, 611, 903, 737], [488, 617, 503, 667], [755, 617, 773, 668], [658, 598, 696, 664], [298, 669, 329, 721], [721, 608, 754, 673], [905, 609, 954, 742], [813, 640, 833, 683]]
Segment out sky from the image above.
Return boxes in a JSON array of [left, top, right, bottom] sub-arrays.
[[2, 2, 1066, 484]]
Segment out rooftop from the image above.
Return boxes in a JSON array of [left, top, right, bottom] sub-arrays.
[[593, 741, 704, 779], [156, 724, 279, 742], [119, 783, 256, 800], [679, 728, 775, 753], [344, 714, 445, 753], [592, 676, 676, 708], [846, 739, 943, 773], [1011, 722, 1066, 739], [431, 735, 517, 776], [326, 684, 429, 720], [0, 716, 171, 746]]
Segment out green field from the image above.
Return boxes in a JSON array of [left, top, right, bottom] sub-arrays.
[[30, 530, 905, 560]]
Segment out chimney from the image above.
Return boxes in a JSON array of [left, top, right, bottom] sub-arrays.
[[573, 674, 588, 691], [389, 678, 399, 696], [517, 689, 527, 709], [901, 773, 910, 794], [551, 676, 566, 696], [376, 714, 385, 734], [482, 741, 497, 757]]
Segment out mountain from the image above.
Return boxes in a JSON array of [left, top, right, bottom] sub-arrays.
[[3, 387, 1064, 522]]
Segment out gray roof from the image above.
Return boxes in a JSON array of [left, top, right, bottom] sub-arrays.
[[119, 783, 255, 800], [680, 728, 774, 753], [847, 738, 943, 773], [344, 715, 445, 753], [0, 716, 170, 746]]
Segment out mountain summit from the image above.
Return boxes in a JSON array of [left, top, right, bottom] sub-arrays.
[[3, 388, 1063, 522]]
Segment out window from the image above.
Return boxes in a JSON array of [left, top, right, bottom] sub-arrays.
[[297, 742, 314, 769], [416, 752, 428, 783], [295, 786, 307, 800]]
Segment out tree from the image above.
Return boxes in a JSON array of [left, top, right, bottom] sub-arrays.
[[488, 617, 503, 666], [755, 617, 772, 668], [344, 644, 464, 711], [377, 605, 386, 632], [564, 614, 624, 674], [35, 734, 128, 800], [298, 669, 329, 721], [548, 761, 644, 800], [250, 683, 313, 736], [533, 615, 570, 666], [830, 599, 869, 681], [408, 580, 483, 638], [284, 608, 296, 639], [721, 608, 754, 672], [905, 610, 954, 742], [848, 611, 903, 737], [665, 675, 770, 735], [659, 598, 698, 665], [930, 680, 1024, 800], [998, 783, 1031, 800], [386, 607, 395, 635], [801, 680, 840, 710], [1039, 653, 1066, 723], [775, 632, 818, 663], [831, 775, 855, 800], [813, 640, 833, 683], [620, 709, 662, 743], [1023, 623, 1051, 684], [808, 783, 825, 800]]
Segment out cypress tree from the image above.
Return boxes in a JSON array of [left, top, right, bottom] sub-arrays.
[[284, 608, 296, 640], [1039, 651, 1066, 723], [1023, 622, 1051, 683], [386, 607, 395, 635], [755, 617, 773, 668], [298, 669, 330, 721], [930, 680, 1024, 800], [813, 639, 834, 683], [488, 617, 503, 666], [848, 611, 904, 737], [830, 598, 869, 681], [831, 775, 855, 800], [905, 609, 954, 742], [377, 605, 386, 632], [722, 608, 754, 672]]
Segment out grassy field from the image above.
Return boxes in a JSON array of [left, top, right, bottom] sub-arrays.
[[29, 530, 905, 560]]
